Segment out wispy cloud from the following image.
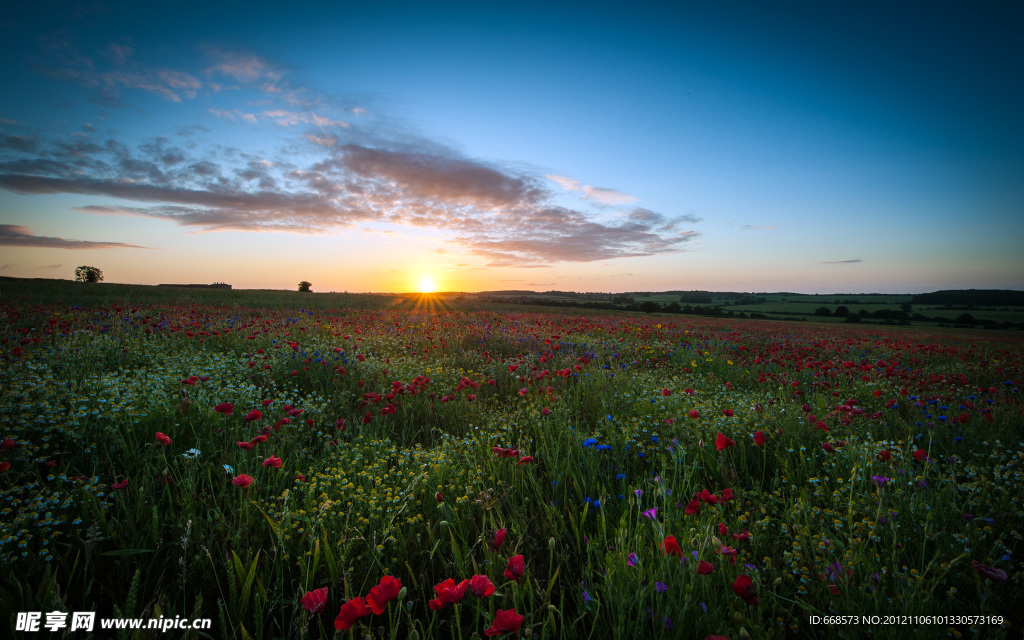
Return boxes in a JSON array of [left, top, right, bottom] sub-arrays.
[[819, 259, 863, 264], [0, 133, 700, 264], [39, 263, 63, 269], [4, 37, 702, 267], [0, 225, 150, 249], [742, 224, 779, 230], [547, 174, 639, 205]]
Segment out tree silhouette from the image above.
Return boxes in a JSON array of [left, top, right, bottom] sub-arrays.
[[298, 281, 312, 292], [75, 266, 104, 283]]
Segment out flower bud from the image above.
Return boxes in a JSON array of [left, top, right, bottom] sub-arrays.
[[711, 536, 722, 549]]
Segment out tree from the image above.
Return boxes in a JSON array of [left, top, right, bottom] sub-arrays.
[[298, 281, 312, 293], [639, 301, 660, 314], [75, 266, 104, 283], [813, 307, 832, 316]]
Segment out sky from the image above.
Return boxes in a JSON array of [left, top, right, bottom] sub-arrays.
[[0, 0, 1022, 294]]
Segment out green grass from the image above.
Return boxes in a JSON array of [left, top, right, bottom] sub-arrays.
[[0, 279, 1022, 639]]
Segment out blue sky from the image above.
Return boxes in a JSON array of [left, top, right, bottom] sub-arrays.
[[0, 0, 1021, 293]]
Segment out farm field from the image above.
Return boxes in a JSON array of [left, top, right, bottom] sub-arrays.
[[1, 287, 1022, 639]]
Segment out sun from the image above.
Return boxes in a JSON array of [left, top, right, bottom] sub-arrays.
[[418, 276, 436, 293]]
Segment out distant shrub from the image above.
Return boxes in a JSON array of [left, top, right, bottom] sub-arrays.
[[75, 266, 104, 283]]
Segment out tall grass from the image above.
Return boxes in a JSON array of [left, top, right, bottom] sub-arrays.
[[0, 283, 1021, 638]]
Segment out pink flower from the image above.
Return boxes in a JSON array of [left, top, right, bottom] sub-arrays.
[[971, 560, 1007, 581]]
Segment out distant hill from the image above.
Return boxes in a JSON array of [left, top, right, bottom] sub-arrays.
[[911, 290, 1024, 306]]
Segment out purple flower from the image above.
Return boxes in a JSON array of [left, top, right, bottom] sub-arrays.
[[627, 552, 638, 567], [655, 581, 668, 593], [871, 475, 889, 487], [700, 602, 707, 614], [642, 507, 658, 520], [635, 489, 643, 498], [663, 616, 673, 629]]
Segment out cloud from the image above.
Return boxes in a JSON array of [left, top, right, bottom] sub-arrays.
[[0, 119, 700, 265], [547, 174, 638, 205], [34, 35, 203, 103], [0, 225, 150, 249], [0, 263, 12, 270], [741, 224, 779, 230], [203, 48, 284, 84], [39, 263, 63, 269], [819, 259, 863, 264]]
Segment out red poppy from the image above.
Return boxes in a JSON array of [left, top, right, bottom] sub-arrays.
[[243, 409, 262, 422], [470, 574, 496, 597], [263, 455, 283, 468], [366, 575, 401, 615], [877, 450, 891, 461], [250, 434, 268, 444], [722, 409, 734, 417], [0, 461, 10, 473], [721, 488, 734, 501], [2, 438, 15, 449], [821, 442, 834, 453], [302, 586, 328, 613], [661, 535, 683, 557], [731, 574, 758, 604], [715, 433, 735, 450], [111, 478, 129, 490], [436, 492, 444, 503], [661, 388, 671, 397], [503, 555, 525, 581], [516, 456, 534, 467], [237, 441, 254, 450], [697, 489, 719, 505], [912, 449, 927, 461], [155, 432, 173, 446], [214, 402, 234, 415], [491, 528, 507, 550], [689, 409, 701, 419], [685, 499, 701, 515], [334, 597, 371, 631], [484, 609, 524, 637], [294, 473, 306, 482], [753, 431, 766, 446], [232, 474, 254, 488], [429, 578, 470, 610], [971, 560, 1007, 581], [697, 561, 715, 575]]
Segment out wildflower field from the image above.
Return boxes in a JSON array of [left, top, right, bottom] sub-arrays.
[[1, 289, 1022, 639]]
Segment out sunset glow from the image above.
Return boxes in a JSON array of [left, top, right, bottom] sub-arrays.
[[0, 2, 1020, 293]]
